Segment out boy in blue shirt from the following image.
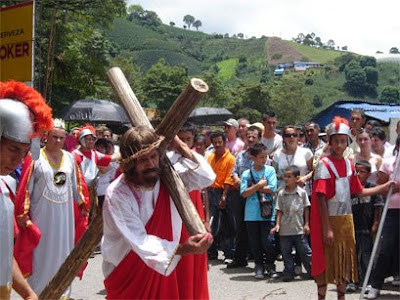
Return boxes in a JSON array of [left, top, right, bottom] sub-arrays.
[[241, 143, 278, 279]]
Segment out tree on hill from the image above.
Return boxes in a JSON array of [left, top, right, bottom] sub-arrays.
[[127, 6, 161, 28], [142, 58, 188, 114], [344, 62, 367, 97], [269, 76, 313, 125], [169, 21, 175, 27], [193, 20, 202, 31], [360, 56, 376, 68], [380, 86, 399, 104], [390, 47, 399, 54], [325, 39, 335, 50], [183, 15, 195, 29]]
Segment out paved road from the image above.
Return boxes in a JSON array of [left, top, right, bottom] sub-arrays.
[[11, 252, 399, 299], [65, 253, 399, 300]]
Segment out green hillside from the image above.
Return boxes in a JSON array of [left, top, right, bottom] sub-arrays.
[[284, 40, 344, 63], [107, 18, 268, 78], [104, 16, 399, 122]]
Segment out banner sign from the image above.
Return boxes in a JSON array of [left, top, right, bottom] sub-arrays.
[[0, 1, 34, 81]]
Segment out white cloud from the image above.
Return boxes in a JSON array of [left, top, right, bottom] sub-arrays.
[[128, 0, 400, 55]]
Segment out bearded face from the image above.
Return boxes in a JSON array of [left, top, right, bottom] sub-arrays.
[[128, 148, 161, 187]]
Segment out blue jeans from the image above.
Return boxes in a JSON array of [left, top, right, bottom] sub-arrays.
[[280, 235, 311, 275], [208, 188, 236, 258], [371, 209, 400, 289], [246, 221, 276, 269]]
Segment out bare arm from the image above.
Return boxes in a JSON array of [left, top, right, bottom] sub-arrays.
[[172, 136, 197, 162], [202, 188, 211, 232], [110, 152, 121, 162], [12, 257, 37, 300], [304, 206, 310, 235], [298, 157, 314, 186], [317, 193, 334, 246], [270, 210, 283, 234], [241, 180, 265, 198], [232, 174, 241, 190]]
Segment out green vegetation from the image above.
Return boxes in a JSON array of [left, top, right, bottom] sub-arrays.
[[216, 59, 238, 81], [284, 40, 344, 63], [19, 1, 399, 121]]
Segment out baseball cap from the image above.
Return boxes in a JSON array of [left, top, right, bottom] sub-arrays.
[[247, 122, 265, 134], [223, 118, 239, 129]]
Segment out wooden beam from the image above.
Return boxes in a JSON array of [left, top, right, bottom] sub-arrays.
[[39, 68, 209, 299]]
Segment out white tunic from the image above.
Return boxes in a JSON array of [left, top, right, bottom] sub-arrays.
[[27, 150, 83, 295], [0, 177, 14, 288], [102, 151, 215, 278]]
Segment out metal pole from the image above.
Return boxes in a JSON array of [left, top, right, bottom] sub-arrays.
[[359, 152, 400, 300], [31, 0, 35, 87]]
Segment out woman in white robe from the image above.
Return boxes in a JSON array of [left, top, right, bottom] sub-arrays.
[[20, 124, 88, 298]]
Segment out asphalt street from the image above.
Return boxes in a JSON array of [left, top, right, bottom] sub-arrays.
[[65, 252, 399, 300], [11, 251, 399, 299]]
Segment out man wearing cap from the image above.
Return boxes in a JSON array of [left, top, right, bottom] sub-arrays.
[[15, 119, 90, 297], [72, 125, 120, 220], [237, 118, 249, 144], [261, 111, 282, 159], [0, 81, 53, 300], [223, 118, 245, 157], [102, 126, 213, 299]]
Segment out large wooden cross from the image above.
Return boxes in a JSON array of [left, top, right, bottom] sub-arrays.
[[39, 68, 209, 299]]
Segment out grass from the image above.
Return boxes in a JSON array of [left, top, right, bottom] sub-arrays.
[[283, 40, 345, 64], [216, 58, 238, 81]]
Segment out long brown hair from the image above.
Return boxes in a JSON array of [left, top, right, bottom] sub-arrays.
[[120, 126, 165, 174]]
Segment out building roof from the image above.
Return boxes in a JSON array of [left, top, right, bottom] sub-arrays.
[[310, 100, 400, 129]]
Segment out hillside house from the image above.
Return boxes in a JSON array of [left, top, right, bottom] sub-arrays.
[[294, 61, 322, 72]]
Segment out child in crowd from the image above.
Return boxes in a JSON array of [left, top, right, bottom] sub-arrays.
[[270, 165, 311, 282], [346, 160, 383, 293], [241, 143, 278, 279], [310, 117, 393, 300]]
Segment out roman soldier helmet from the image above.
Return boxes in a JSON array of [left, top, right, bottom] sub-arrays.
[[328, 116, 352, 143], [76, 125, 97, 147], [0, 81, 53, 157]]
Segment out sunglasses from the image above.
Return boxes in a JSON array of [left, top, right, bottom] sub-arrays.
[[283, 133, 298, 138]]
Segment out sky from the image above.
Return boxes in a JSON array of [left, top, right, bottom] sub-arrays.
[[128, 0, 399, 56]]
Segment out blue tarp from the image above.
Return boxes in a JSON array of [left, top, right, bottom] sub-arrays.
[[311, 101, 400, 130]]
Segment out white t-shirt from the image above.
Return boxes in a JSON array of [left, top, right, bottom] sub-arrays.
[[273, 147, 313, 195], [261, 134, 283, 157]]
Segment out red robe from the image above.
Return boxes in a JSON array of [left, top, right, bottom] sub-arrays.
[[104, 183, 180, 299], [176, 190, 209, 299]]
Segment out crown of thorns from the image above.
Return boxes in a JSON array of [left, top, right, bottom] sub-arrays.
[[120, 136, 165, 165]]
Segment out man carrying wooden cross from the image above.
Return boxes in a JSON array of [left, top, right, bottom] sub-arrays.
[[102, 125, 214, 299]]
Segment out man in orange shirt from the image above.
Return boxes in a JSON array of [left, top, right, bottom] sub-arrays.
[[207, 131, 236, 262]]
